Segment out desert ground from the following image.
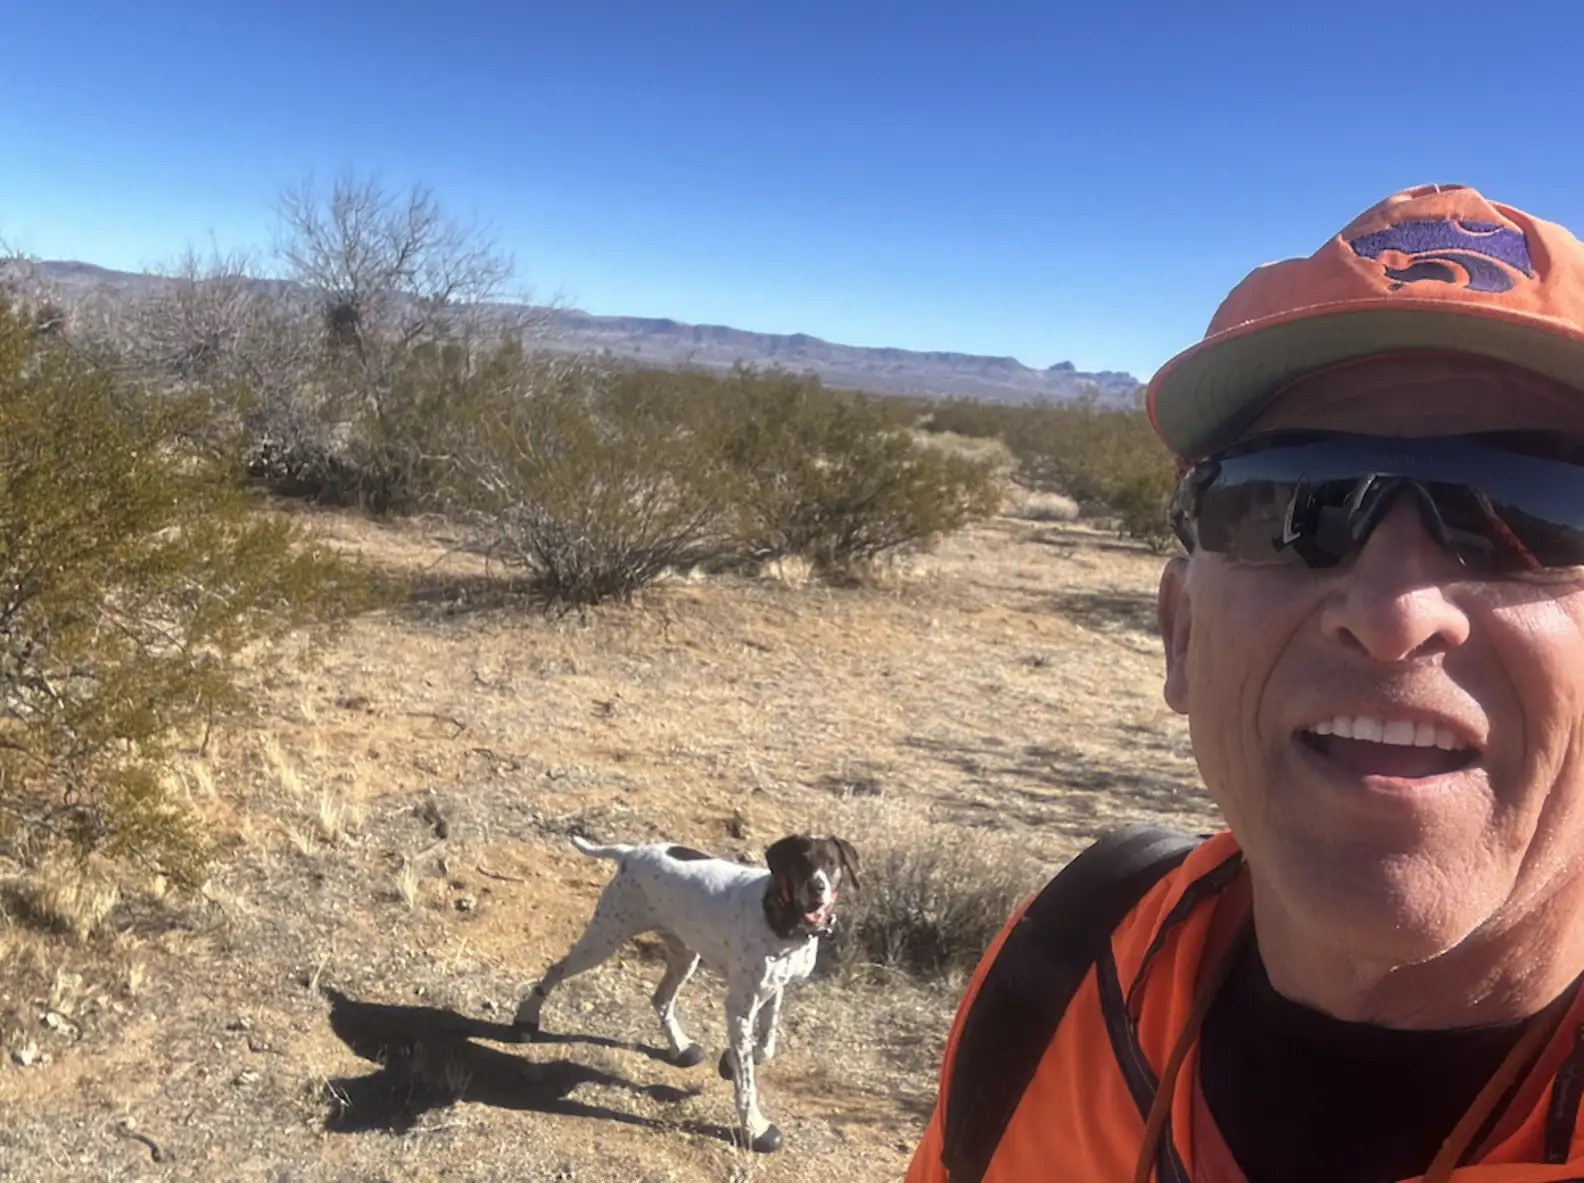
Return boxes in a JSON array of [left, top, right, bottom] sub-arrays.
[[0, 488, 1222, 1183]]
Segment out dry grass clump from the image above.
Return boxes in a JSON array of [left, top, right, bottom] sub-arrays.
[[316, 786, 360, 846], [393, 858, 421, 910], [1, 855, 121, 942], [1010, 488, 1081, 523], [911, 428, 1015, 473], [830, 809, 1051, 986]]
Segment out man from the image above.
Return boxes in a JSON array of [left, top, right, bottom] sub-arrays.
[[905, 183, 1584, 1182]]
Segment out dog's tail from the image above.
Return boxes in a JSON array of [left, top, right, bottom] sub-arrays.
[[569, 835, 632, 861]]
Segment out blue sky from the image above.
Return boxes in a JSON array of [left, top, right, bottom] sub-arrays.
[[3, 1, 1581, 382]]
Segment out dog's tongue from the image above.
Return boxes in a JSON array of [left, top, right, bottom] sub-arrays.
[[1320, 735, 1470, 779], [805, 903, 832, 928]]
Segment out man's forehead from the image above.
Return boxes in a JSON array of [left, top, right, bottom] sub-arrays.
[[1237, 352, 1584, 440]]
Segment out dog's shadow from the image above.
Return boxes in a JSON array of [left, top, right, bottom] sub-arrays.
[[319, 988, 736, 1144]]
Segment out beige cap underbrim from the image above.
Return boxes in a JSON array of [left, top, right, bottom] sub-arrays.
[[1147, 300, 1584, 461]]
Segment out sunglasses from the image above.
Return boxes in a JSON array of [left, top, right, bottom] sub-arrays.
[[1168, 430, 1584, 574]]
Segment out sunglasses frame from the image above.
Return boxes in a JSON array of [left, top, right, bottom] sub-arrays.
[[1168, 429, 1584, 572]]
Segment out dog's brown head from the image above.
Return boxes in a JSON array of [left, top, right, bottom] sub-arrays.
[[763, 834, 861, 938]]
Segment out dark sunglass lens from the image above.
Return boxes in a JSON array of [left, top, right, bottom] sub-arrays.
[[1459, 488, 1584, 570], [1195, 477, 1303, 562], [1188, 438, 1584, 572]]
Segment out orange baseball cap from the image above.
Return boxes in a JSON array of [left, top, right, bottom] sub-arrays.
[[1145, 183, 1584, 460]]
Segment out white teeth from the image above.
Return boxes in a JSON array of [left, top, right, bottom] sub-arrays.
[[1306, 715, 1470, 752], [1381, 720, 1416, 746], [1353, 716, 1384, 743]]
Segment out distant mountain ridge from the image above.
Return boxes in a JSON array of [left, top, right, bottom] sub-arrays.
[[30, 259, 1144, 406]]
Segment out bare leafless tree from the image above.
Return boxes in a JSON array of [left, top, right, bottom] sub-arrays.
[[274, 172, 534, 363], [268, 172, 549, 511], [61, 246, 326, 462], [131, 249, 313, 390], [0, 242, 68, 337]]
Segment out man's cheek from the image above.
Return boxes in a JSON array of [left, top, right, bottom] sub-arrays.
[[1185, 609, 1282, 791]]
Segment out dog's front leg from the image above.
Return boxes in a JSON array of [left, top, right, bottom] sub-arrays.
[[724, 985, 781, 1153], [754, 986, 784, 1064]]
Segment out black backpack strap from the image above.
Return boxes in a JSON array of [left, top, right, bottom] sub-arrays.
[[939, 823, 1202, 1183]]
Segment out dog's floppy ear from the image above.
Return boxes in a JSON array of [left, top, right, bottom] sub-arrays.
[[829, 836, 861, 893], [764, 835, 803, 892]]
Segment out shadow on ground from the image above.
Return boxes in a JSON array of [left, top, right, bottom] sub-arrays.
[[899, 733, 1205, 841], [1029, 523, 1167, 558], [386, 569, 545, 622], [319, 988, 737, 1144], [1046, 587, 1161, 635]]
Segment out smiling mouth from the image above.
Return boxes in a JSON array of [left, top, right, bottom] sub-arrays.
[[1298, 714, 1480, 779]]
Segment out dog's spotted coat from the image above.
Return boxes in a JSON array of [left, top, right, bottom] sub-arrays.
[[514, 832, 860, 1153]]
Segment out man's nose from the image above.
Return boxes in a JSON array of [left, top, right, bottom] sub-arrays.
[[1318, 496, 1472, 663]]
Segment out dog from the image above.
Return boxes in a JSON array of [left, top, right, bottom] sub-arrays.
[[513, 832, 860, 1152]]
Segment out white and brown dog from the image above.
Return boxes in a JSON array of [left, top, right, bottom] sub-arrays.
[[513, 832, 860, 1152]]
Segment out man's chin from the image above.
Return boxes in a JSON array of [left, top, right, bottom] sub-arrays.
[[1254, 841, 1487, 968]]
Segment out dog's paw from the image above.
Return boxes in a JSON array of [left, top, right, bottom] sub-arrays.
[[753, 1045, 775, 1065], [717, 1050, 735, 1080], [749, 1124, 783, 1154], [670, 1043, 705, 1068]]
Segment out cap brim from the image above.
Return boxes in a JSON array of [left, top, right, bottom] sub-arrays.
[[1147, 300, 1584, 460]]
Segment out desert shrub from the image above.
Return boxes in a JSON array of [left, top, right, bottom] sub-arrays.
[[0, 298, 372, 888], [1004, 397, 1178, 549], [73, 178, 541, 516], [919, 396, 1021, 440], [923, 390, 1177, 549], [832, 822, 1050, 983], [1107, 461, 1179, 552], [29, 301, 67, 338], [297, 336, 496, 514], [57, 248, 322, 471], [446, 353, 730, 609], [702, 368, 1003, 576], [233, 332, 483, 515]]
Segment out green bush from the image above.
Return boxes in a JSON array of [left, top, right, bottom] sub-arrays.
[[307, 337, 497, 514], [910, 388, 1182, 549], [919, 396, 1020, 440], [1003, 397, 1178, 549], [1109, 464, 1180, 552], [704, 368, 1003, 575], [445, 353, 731, 609], [439, 360, 1004, 603], [240, 333, 540, 516], [0, 299, 372, 887]]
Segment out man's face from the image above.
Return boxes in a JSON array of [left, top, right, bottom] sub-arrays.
[[1159, 355, 1584, 966]]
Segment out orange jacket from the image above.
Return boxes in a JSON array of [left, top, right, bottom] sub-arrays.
[[905, 830, 1584, 1183]]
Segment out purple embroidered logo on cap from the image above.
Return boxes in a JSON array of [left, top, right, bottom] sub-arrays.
[[1348, 219, 1534, 293]]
